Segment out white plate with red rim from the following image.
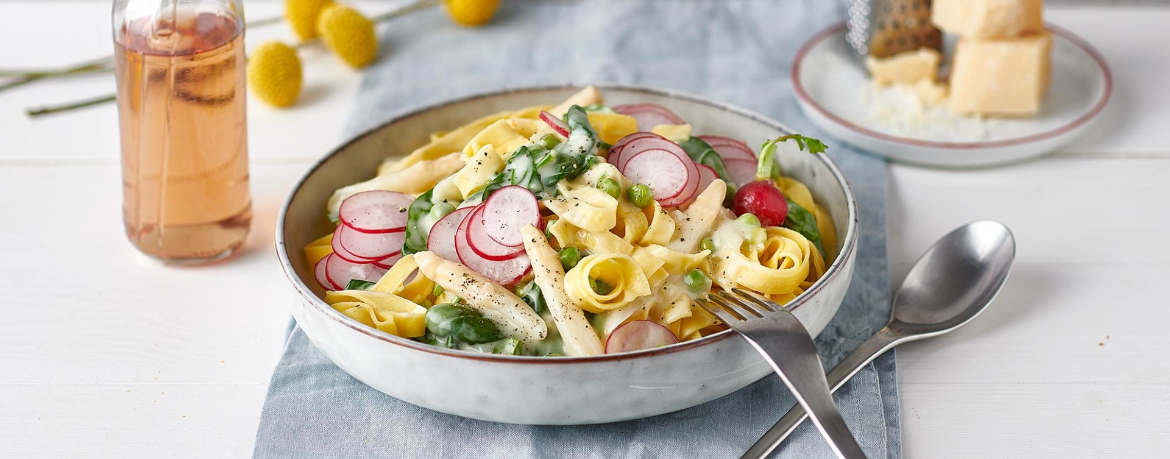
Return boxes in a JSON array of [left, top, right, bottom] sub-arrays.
[[792, 21, 1112, 168]]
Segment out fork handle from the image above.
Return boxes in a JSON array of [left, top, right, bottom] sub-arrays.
[[740, 314, 869, 459], [742, 329, 902, 459]]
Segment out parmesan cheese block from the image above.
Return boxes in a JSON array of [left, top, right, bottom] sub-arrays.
[[932, 0, 1044, 39], [865, 48, 940, 86], [949, 31, 1053, 117]]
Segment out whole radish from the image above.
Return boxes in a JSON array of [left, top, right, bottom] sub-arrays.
[[732, 135, 827, 227]]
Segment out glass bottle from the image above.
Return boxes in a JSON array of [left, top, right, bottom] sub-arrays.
[[113, 0, 252, 263]]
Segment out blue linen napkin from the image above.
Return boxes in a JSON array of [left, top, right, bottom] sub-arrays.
[[255, 1, 898, 457]]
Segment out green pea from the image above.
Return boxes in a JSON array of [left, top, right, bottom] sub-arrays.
[[589, 277, 613, 296], [700, 237, 716, 253], [559, 247, 582, 271], [684, 269, 709, 292], [429, 202, 455, 220], [737, 213, 761, 228], [597, 177, 622, 199], [432, 284, 444, 298], [627, 183, 654, 208], [540, 134, 562, 150]]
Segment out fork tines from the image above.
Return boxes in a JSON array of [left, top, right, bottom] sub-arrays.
[[698, 288, 782, 324]]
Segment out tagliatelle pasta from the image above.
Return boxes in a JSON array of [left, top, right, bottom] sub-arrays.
[[325, 291, 427, 338], [564, 254, 651, 313], [305, 86, 838, 356], [545, 183, 619, 233], [548, 219, 635, 257], [379, 105, 553, 175], [711, 225, 818, 295], [304, 233, 334, 267]]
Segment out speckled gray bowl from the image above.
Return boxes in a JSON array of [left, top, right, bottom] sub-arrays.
[[276, 85, 859, 425]]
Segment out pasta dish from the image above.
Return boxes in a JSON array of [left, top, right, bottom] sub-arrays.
[[303, 87, 837, 356]]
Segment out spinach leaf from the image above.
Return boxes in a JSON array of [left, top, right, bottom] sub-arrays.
[[517, 281, 547, 315], [425, 303, 507, 345], [476, 105, 602, 202], [344, 279, 377, 291], [401, 189, 435, 255], [493, 338, 525, 355], [679, 136, 732, 184], [783, 199, 825, 257], [422, 331, 457, 349]]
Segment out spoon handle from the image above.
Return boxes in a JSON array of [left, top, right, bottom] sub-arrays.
[[741, 328, 903, 459]]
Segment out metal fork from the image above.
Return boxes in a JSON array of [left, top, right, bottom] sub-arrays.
[[697, 289, 868, 459]]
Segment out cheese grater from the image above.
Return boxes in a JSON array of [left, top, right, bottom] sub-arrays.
[[846, 0, 941, 58]]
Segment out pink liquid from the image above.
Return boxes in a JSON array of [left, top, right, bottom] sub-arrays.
[[115, 13, 251, 262]]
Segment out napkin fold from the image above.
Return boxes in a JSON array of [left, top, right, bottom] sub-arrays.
[[255, 1, 898, 457]]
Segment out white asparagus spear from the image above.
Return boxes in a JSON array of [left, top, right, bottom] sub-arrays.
[[550, 86, 603, 117], [414, 251, 548, 345], [667, 179, 727, 253], [520, 225, 605, 356]]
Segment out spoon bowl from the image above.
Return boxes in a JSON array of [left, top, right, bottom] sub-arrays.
[[888, 220, 1016, 339]]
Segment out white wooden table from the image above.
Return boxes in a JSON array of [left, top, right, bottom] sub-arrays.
[[2, 1, 1168, 457]]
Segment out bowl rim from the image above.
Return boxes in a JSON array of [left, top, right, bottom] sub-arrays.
[[276, 83, 860, 364], [791, 21, 1114, 151]]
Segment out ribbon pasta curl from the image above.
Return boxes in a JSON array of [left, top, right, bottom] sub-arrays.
[[711, 225, 821, 297], [564, 254, 651, 313]]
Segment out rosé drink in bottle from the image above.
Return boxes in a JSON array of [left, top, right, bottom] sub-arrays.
[[113, 0, 251, 262]]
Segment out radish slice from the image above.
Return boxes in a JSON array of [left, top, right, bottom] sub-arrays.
[[611, 133, 684, 172], [539, 110, 569, 137], [373, 252, 403, 270], [605, 320, 680, 353], [723, 159, 758, 187], [331, 225, 382, 263], [314, 254, 336, 290], [325, 251, 387, 290], [337, 223, 406, 260], [464, 206, 526, 261], [613, 104, 685, 131], [481, 185, 541, 247], [456, 212, 531, 285], [698, 135, 757, 163], [606, 131, 659, 166], [622, 149, 692, 203], [696, 163, 718, 194], [428, 207, 474, 263], [617, 137, 701, 208], [338, 190, 412, 234]]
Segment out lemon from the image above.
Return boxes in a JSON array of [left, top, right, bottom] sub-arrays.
[[318, 4, 378, 69], [285, 0, 333, 40], [246, 41, 303, 108], [444, 0, 501, 27]]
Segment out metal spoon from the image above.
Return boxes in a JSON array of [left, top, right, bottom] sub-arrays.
[[742, 220, 1017, 459]]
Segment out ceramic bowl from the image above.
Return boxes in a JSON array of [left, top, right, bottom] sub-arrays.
[[276, 85, 859, 425]]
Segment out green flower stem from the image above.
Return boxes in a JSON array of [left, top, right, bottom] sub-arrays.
[[22, 0, 441, 118], [25, 94, 117, 117]]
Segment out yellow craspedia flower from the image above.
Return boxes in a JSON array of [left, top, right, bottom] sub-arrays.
[[444, 0, 501, 27], [318, 4, 378, 69], [247, 42, 303, 108], [285, 0, 333, 40]]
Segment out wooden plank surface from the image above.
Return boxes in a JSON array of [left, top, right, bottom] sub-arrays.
[[1, 2, 1168, 458]]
